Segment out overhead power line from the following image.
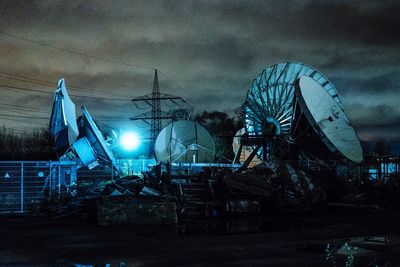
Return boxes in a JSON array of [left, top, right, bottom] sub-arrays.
[[0, 71, 133, 98], [0, 112, 133, 124], [0, 83, 130, 101], [0, 30, 155, 71], [0, 102, 50, 114], [0, 114, 49, 120], [0, 31, 189, 98], [0, 30, 198, 130], [0, 107, 48, 119]]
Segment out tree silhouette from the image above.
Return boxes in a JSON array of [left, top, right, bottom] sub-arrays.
[[195, 110, 242, 161]]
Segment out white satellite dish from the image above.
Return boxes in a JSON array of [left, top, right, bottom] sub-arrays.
[[154, 121, 215, 163], [49, 79, 119, 171], [242, 62, 363, 165], [74, 106, 118, 169], [295, 76, 363, 163], [49, 78, 79, 153]]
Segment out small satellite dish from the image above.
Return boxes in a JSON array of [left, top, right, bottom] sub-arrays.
[[154, 121, 215, 163], [295, 76, 363, 163], [75, 106, 118, 167], [232, 128, 262, 167], [49, 78, 79, 153]]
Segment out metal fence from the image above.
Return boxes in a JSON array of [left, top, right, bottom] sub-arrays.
[[0, 159, 159, 213], [115, 158, 156, 176], [0, 160, 114, 213], [0, 161, 49, 213]]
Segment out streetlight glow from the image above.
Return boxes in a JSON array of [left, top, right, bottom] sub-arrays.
[[120, 132, 140, 151]]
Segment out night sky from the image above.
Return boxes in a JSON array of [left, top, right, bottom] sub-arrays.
[[0, 1, 399, 151]]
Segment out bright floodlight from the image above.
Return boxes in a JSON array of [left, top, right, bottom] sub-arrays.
[[120, 132, 140, 151]]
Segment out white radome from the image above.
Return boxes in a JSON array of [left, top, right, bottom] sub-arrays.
[[154, 121, 215, 163]]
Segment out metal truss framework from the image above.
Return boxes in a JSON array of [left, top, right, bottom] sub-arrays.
[[130, 69, 188, 157]]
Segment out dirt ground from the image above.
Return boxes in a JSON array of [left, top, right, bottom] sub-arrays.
[[1, 209, 400, 266]]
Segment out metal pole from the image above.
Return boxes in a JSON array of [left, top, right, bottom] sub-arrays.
[[20, 162, 24, 213], [58, 161, 61, 194], [49, 160, 52, 196]]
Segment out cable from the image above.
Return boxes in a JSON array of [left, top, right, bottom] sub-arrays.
[[0, 102, 50, 114], [0, 112, 133, 124], [0, 114, 49, 120], [0, 83, 130, 101], [0, 31, 206, 129], [158, 70, 186, 92], [0, 116, 47, 124], [0, 107, 49, 118], [0, 71, 134, 98], [0, 31, 192, 99], [0, 30, 155, 71]]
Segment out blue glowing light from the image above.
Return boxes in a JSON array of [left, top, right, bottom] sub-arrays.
[[120, 132, 140, 151]]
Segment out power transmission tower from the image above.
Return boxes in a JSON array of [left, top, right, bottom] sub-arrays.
[[130, 69, 188, 158], [151, 69, 162, 153]]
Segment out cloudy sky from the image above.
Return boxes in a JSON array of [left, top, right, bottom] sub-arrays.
[[0, 0, 399, 147]]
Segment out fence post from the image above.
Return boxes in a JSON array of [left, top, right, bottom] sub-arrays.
[[20, 162, 24, 213], [58, 161, 61, 194], [49, 160, 52, 196]]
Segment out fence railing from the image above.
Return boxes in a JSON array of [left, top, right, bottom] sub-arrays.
[[0, 160, 114, 213], [0, 159, 158, 213], [0, 161, 52, 213]]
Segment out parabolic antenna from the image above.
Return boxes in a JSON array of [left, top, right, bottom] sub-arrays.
[[245, 62, 345, 159], [49, 79, 119, 171], [49, 79, 79, 153], [154, 121, 215, 163], [74, 106, 118, 168], [232, 128, 262, 167], [295, 76, 363, 163]]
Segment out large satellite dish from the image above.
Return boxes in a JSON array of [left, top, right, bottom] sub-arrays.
[[244, 62, 362, 163], [154, 121, 215, 163], [295, 76, 363, 163]]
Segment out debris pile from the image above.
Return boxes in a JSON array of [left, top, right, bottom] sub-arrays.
[[220, 159, 326, 212], [42, 157, 332, 223]]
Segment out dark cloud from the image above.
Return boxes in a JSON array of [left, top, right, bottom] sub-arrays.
[[291, 1, 400, 45], [0, 0, 399, 145], [333, 72, 400, 94]]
